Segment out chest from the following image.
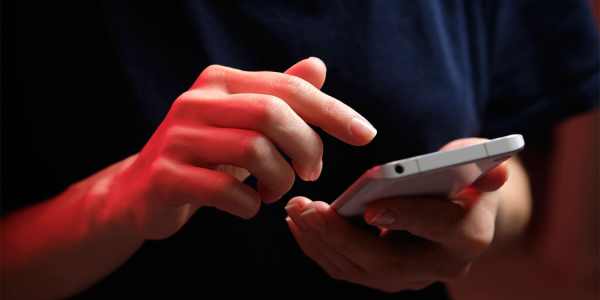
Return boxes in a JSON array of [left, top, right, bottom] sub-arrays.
[[182, 1, 489, 151]]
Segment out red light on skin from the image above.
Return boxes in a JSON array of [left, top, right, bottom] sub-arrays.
[[454, 186, 483, 209]]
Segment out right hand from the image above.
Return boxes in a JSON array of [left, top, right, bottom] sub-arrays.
[[102, 58, 377, 240]]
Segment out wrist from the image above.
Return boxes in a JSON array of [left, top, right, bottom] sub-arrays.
[[87, 156, 146, 244]]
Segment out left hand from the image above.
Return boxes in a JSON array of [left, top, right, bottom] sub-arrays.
[[285, 138, 509, 293]]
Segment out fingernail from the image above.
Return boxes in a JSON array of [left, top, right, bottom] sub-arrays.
[[300, 207, 325, 231], [284, 201, 296, 212], [309, 160, 323, 181], [308, 56, 325, 67], [350, 117, 377, 142], [366, 210, 395, 226], [293, 161, 315, 182]]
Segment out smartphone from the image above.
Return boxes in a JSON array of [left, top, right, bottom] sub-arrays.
[[331, 134, 525, 217]]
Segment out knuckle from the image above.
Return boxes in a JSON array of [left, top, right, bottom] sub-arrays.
[[171, 90, 224, 121], [241, 133, 272, 163], [279, 74, 312, 99], [147, 158, 176, 195], [197, 64, 226, 85], [170, 94, 190, 115], [252, 95, 288, 127], [164, 125, 185, 140], [203, 64, 224, 74], [161, 127, 195, 157], [163, 126, 186, 143], [170, 91, 203, 118], [148, 159, 172, 181]]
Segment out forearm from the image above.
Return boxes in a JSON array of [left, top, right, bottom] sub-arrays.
[[0, 156, 144, 300], [534, 110, 598, 283], [448, 110, 599, 300]]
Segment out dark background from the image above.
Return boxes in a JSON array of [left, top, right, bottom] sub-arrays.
[[2, 1, 149, 215]]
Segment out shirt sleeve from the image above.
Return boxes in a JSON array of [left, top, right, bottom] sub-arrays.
[[481, 0, 599, 141]]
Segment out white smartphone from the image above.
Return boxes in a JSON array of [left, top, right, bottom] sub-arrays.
[[331, 134, 525, 217]]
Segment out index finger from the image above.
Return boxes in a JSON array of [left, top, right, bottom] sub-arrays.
[[471, 162, 508, 192], [290, 198, 454, 280], [193, 65, 377, 146], [291, 198, 395, 269]]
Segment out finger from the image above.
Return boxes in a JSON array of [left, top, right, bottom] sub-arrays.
[[192, 65, 377, 146], [172, 92, 323, 181], [365, 196, 496, 259], [296, 199, 462, 282], [163, 126, 295, 203], [285, 197, 367, 279], [294, 198, 395, 270], [151, 159, 261, 219], [284, 57, 327, 89], [286, 217, 364, 281], [365, 197, 466, 242], [284, 196, 313, 231], [292, 199, 471, 282]]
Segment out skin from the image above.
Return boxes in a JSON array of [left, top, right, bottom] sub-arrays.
[[0, 58, 377, 299], [0, 58, 597, 299], [285, 139, 512, 292], [286, 109, 598, 297], [448, 110, 599, 300]]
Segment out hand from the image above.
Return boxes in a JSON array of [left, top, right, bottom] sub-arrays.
[[285, 138, 508, 293], [102, 58, 377, 240]]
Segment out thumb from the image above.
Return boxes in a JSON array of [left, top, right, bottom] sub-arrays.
[[284, 57, 327, 89]]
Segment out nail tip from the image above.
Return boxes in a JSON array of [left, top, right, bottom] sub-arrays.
[[350, 117, 378, 143], [284, 203, 295, 212]]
